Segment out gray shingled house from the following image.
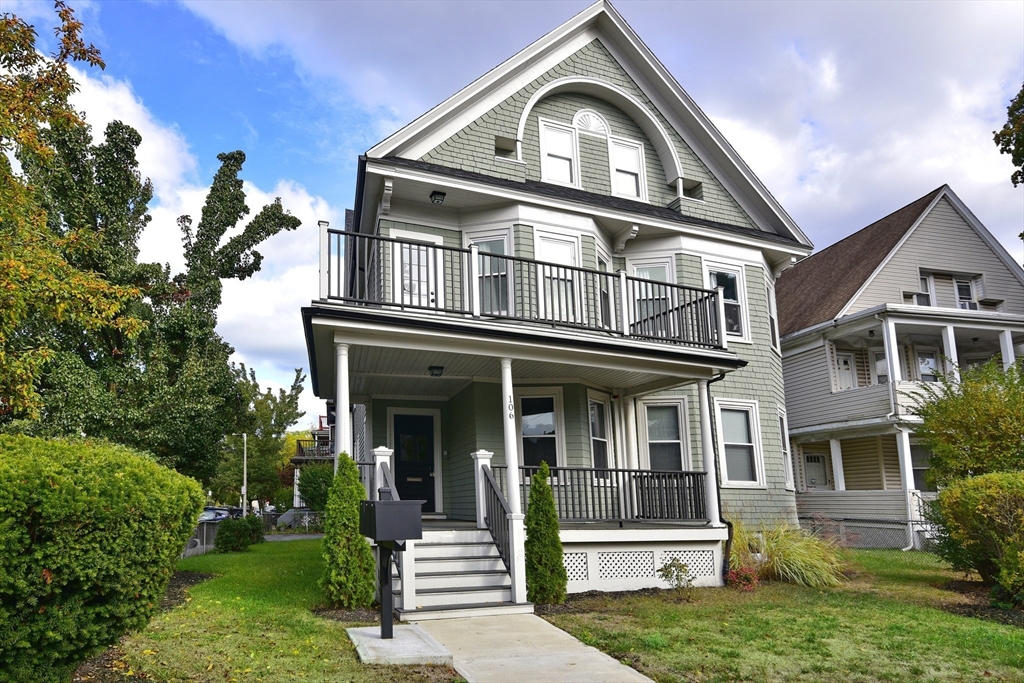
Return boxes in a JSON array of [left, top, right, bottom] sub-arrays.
[[301, 0, 813, 619], [776, 185, 1024, 547]]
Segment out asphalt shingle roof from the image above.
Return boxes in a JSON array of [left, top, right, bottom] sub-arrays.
[[775, 186, 945, 337]]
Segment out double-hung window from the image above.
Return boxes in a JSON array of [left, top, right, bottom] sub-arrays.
[[588, 394, 611, 470], [716, 399, 763, 486], [643, 402, 686, 471], [540, 120, 578, 186], [915, 276, 933, 306], [610, 139, 645, 200], [955, 279, 978, 310], [707, 264, 745, 339], [631, 259, 673, 338], [916, 348, 939, 382], [517, 388, 563, 470]]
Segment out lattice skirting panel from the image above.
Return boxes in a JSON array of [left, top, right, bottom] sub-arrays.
[[562, 541, 723, 591]]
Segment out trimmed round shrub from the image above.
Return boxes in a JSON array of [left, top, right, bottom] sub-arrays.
[[319, 454, 375, 608], [525, 461, 567, 604], [298, 462, 334, 512], [932, 472, 1024, 604], [214, 515, 265, 552], [0, 435, 203, 682]]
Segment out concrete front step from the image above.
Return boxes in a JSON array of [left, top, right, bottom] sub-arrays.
[[397, 601, 534, 621], [395, 584, 512, 608]]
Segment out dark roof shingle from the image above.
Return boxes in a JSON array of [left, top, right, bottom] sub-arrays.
[[776, 187, 945, 337]]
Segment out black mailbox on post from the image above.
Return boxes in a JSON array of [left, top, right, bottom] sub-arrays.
[[359, 500, 424, 544], [359, 498, 425, 640]]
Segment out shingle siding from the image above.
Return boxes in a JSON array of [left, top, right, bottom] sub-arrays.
[[420, 39, 756, 230]]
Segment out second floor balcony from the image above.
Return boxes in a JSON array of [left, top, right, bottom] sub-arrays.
[[320, 229, 728, 350]]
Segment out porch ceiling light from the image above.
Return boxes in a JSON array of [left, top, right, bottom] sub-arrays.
[[430, 191, 446, 205], [428, 365, 444, 377]]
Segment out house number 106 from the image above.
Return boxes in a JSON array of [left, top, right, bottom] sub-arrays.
[[508, 395, 515, 420]]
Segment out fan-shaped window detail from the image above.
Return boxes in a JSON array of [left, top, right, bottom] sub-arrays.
[[572, 109, 609, 137]]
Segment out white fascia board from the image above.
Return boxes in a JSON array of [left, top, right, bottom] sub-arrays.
[[594, 7, 811, 247], [940, 186, 1024, 289], [314, 312, 736, 377], [367, 4, 604, 159], [833, 191, 947, 320], [365, 160, 809, 258], [882, 304, 1024, 329]]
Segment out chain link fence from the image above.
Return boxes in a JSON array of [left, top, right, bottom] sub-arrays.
[[800, 514, 937, 555]]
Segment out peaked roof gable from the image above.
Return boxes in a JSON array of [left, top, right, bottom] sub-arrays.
[[776, 187, 944, 337], [366, 0, 811, 247]]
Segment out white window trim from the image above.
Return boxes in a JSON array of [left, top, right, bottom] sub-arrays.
[[915, 273, 935, 307], [627, 255, 675, 283], [538, 117, 580, 189], [638, 398, 691, 471], [703, 259, 751, 343], [586, 389, 613, 469], [954, 278, 978, 310], [914, 346, 941, 382], [514, 386, 566, 468], [766, 283, 780, 353], [608, 135, 648, 202], [714, 398, 765, 488], [869, 348, 889, 385], [779, 409, 794, 491], [572, 109, 609, 138]]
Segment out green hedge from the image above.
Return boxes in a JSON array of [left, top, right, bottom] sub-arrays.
[[298, 462, 333, 512], [0, 435, 204, 682], [931, 472, 1024, 605], [319, 454, 375, 608], [214, 515, 265, 552]]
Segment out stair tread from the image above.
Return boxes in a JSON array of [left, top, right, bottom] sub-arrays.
[[395, 584, 511, 596], [414, 570, 509, 578], [415, 554, 501, 561], [398, 601, 533, 614]]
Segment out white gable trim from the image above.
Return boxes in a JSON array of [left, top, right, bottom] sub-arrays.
[[940, 187, 1024, 288], [833, 189, 947, 321], [514, 76, 683, 186]]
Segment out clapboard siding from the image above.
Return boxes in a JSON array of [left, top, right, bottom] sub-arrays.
[[841, 437, 884, 490], [796, 490, 907, 519], [848, 197, 1024, 315], [783, 347, 890, 429]]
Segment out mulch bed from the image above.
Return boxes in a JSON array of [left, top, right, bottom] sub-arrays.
[[313, 605, 381, 623], [940, 580, 1024, 628], [72, 572, 214, 682]]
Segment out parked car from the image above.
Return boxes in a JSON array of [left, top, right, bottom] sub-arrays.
[[198, 506, 240, 523]]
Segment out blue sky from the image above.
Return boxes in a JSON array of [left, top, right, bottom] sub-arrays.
[[12, 0, 1024, 425]]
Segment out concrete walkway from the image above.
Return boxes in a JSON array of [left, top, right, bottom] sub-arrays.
[[416, 614, 652, 683]]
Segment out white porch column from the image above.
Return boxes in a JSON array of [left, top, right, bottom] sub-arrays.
[[508, 513, 527, 603], [293, 467, 301, 508], [942, 325, 959, 382], [1000, 329, 1016, 370], [624, 396, 639, 470], [471, 450, 493, 529], [697, 380, 722, 526], [829, 439, 846, 491], [499, 358, 523, 515], [335, 342, 351, 474], [373, 446, 393, 501], [882, 318, 903, 382], [896, 428, 914, 492]]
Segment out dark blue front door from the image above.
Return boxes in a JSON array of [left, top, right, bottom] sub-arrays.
[[393, 414, 435, 512]]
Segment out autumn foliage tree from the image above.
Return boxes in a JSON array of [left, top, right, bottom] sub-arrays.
[[0, 2, 142, 417]]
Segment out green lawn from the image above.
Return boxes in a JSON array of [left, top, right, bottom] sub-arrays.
[[543, 550, 1024, 683], [121, 540, 455, 682]]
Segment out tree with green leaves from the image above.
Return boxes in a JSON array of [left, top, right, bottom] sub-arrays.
[[524, 460, 567, 604], [911, 359, 1024, 488], [210, 368, 306, 504], [994, 83, 1024, 191], [0, 2, 143, 417]]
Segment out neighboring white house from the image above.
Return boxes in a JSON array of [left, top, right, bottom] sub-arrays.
[[776, 185, 1024, 546], [301, 0, 812, 618]]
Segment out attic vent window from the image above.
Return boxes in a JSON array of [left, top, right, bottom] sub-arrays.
[[494, 135, 517, 158], [682, 179, 703, 201], [572, 109, 609, 137]]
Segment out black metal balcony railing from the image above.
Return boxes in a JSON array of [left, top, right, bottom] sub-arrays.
[[295, 439, 333, 459], [492, 464, 707, 524], [325, 229, 726, 349]]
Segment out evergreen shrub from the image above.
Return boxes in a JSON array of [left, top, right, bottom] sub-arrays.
[[524, 461, 567, 604], [214, 515, 264, 552], [319, 454, 375, 608], [0, 435, 203, 682], [298, 463, 333, 512], [932, 472, 1024, 605]]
